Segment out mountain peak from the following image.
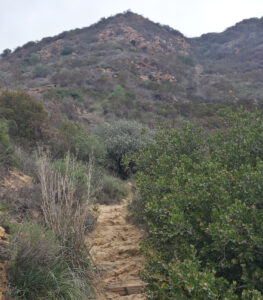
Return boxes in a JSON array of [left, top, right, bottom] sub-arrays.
[[1, 12, 263, 123], [233, 16, 263, 28]]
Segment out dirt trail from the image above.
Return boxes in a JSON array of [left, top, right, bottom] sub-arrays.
[[0, 226, 8, 300], [87, 183, 146, 300]]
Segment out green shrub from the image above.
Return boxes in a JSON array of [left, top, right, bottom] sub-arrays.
[[8, 222, 90, 300], [95, 175, 128, 204], [0, 118, 14, 166], [108, 85, 126, 101], [53, 156, 90, 203], [86, 56, 99, 65], [51, 69, 84, 87], [95, 120, 153, 177], [145, 81, 162, 91], [61, 46, 74, 56], [43, 88, 84, 102], [0, 90, 47, 145], [52, 121, 106, 165], [134, 110, 263, 298], [13, 145, 38, 177], [1, 48, 11, 57], [178, 55, 195, 66], [24, 53, 40, 65], [32, 64, 51, 78]]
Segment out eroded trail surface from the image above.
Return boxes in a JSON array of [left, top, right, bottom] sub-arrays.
[[0, 226, 8, 300], [87, 185, 146, 299]]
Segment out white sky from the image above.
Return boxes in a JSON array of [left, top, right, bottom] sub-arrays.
[[0, 0, 263, 52]]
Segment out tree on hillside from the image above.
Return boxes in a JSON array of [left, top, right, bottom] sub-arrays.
[[1, 48, 11, 57], [0, 118, 14, 165], [0, 90, 48, 145], [95, 119, 153, 177]]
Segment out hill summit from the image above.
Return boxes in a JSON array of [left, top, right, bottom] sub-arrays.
[[0, 11, 263, 124]]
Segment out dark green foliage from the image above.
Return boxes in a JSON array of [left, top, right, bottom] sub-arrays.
[[145, 81, 162, 91], [8, 222, 91, 300], [1, 48, 11, 57], [0, 118, 14, 166], [44, 88, 84, 102], [178, 55, 195, 66], [53, 121, 106, 165], [134, 110, 263, 298], [61, 46, 74, 56], [0, 91, 47, 145], [52, 157, 92, 203], [32, 64, 51, 78], [24, 53, 40, 65], [95, 175, 128, 204], [108, 85, 126, 101]]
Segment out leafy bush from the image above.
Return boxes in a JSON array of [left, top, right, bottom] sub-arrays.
[[8, 222, 91, 300], [51, 69, 84, 87], [1, 48, 11, 57], [0, 118, 14, 166], [0, 90, 47, 145], [32, 64, 51, 78], [95, 120, 153, 177], [24, 53, 40, 65], [61, 46, 74, 56], [52, 121, 106, 165], [95, 175, 128, 204], [145, 81, 162, 91], [108, 85, 126, 101], [13, 145, 38, 177], [52, 156, 92, 203], [134, 110, 263, 298], [43, 87, 84, 102], [178, 55, 195, 66]]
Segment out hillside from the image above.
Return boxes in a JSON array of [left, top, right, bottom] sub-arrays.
[[191, 17, 263, 106], [1, 11, 263, 125], [2, 11, 263, 299]]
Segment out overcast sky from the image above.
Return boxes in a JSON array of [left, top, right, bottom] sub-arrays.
[[0, 0, 263, 52]]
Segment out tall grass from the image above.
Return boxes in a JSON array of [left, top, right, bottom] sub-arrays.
[[95, 175, 128, 204], [7, 152, 96, 299], [37, 152, 92, 267], [8, 222, 91, 300]]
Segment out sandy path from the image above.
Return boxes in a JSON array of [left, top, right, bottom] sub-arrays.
[[87, 184, 146, 300], [0, 227, 8, 300]]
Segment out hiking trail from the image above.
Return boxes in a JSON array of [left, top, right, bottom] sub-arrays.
[[87, 183, 146, 300], [0, 226, 8, 300]]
